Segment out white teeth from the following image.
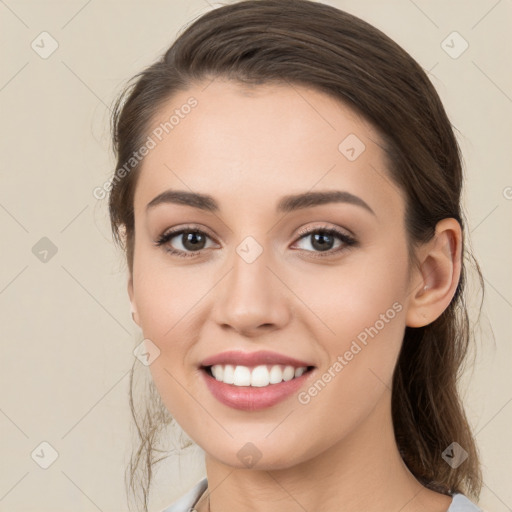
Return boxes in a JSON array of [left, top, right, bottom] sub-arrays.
[[251, 365, 269, 387], [269, 365, 283, 384], [294, 367, 305, 377], [283, 366, 295, 381], [223, 364, 234, 384], [211, 364, 223, 381], [233, 365, 251, 386], [209, 364, 309, 387]]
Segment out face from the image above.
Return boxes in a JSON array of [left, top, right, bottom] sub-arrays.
[[128, 78, 419, 470]]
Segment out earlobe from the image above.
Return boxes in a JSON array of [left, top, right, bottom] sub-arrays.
[[405, 218, 462, 328], [127, 276, 140, 327]]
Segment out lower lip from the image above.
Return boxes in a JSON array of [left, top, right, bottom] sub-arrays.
[[200, 367, 315, 411]]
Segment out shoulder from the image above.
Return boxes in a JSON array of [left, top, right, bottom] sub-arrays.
[[158, 477, 208, 512], [448, 493, 484, 512]]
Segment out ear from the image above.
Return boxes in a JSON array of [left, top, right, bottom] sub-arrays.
[[405, 218, 462, 328], [128, 275, 141, 327]]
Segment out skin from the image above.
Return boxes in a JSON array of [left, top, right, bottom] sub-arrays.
[[127, 78, 462, 512]]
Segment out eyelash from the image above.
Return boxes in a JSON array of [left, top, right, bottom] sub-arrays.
[[153, 224, 357, 259]]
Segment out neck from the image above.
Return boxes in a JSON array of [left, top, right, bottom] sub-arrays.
[[199, 393, 452, 512]]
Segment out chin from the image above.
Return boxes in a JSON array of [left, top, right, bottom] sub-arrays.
[[202, 437, 313, 472]]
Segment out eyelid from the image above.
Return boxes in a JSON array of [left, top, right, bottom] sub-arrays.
[[156, 223, 217, 243], [295, 222, 354, 239]]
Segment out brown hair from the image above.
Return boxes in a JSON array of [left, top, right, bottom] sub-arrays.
[[108, 1, 484, 510]]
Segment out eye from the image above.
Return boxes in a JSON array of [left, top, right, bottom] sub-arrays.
[[154, 225, 217, 258], [292, 225, 357, 257]]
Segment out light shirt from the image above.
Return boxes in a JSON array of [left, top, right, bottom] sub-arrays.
[[159, 477, 484, 512]]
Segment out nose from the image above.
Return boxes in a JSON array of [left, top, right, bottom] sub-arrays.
[[211, 244, 291, 337]]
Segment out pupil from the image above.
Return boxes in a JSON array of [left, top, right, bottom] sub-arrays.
[[312, 233, 333, 251], [183, 232, 205, 251]]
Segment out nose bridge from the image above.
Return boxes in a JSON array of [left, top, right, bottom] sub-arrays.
[[213, 234, 290, 334]]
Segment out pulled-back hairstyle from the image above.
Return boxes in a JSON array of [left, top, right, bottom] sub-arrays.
[[108, 1, 484, 510]]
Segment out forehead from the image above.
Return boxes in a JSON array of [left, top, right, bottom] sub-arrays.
[[133, 78, 405, 222]]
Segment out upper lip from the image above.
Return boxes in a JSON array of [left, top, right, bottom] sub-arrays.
[[200, 350, 314, 368]]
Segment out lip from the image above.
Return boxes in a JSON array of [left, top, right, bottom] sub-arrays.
[[200, 366, 316, 411], [200, 350, 314, 369]]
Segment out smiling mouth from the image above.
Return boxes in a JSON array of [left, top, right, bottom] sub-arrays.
[[201, 364, 316, 388]]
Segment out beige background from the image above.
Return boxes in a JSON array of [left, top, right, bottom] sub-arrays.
[[0, 0, 511, 511]]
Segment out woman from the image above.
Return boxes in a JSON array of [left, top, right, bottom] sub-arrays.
[[108, 1, 485, 511]]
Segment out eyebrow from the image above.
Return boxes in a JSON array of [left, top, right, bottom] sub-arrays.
[[146, 189, 376, 216]]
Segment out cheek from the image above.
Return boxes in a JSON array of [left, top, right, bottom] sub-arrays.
[[133, 258, 206, 420], [301, 246, 409, 342], [131, 250, 208, 414], [289, 258, 408, 448], [132, 248, 207, 339], [297, 244, 410, 401]]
